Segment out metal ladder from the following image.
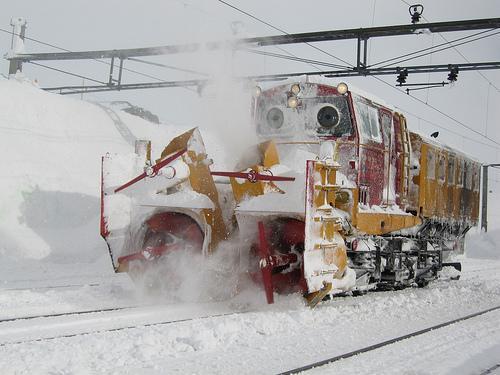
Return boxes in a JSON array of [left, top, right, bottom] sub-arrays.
[[313, 161, 343, 252]]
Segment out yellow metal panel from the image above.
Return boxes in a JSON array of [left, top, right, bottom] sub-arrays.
[[356, 212, 421, 235], [159, 128, 228, 252], [229, 169, 265, 203], [229, 140, 281, 204], [437, 151, 447, 218], [259, 141, 280, 168], [420, 144, 438, 218]]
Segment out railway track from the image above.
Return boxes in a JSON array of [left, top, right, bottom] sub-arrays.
[[0, 305, 141, 323], [277, 304, 500, 375], [3, 268, 498, 348], [1, 282, 103, 292], [0, 303, 247, 346]]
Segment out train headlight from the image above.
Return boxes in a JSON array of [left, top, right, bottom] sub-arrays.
[[287, 96, 299, 108], [253, 85, 262, 97], [266, 107, 284, 129], [337, 82, 348, 95], [291, 83, 301, 95]]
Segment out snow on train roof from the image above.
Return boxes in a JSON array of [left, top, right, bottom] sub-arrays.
[[259, 75, 480, 164], [258, 75, 396, 111], [410, 129, 481, 164]]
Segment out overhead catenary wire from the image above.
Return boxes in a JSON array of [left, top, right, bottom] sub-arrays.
[[394, 100, 499, 151], [374, 75, 500, 148], [3, 5, 499, 151], [399, 0, 500, 93], [242, 48, 350, 70], [169, 0, 326, 73], [369, 28, 498, 68], [215, 0, 354, 68], [216, 0, 500, 151], [375, 30, 500, 69], [0, 27, 69, 52], [127, 57, 209, 76], [28, 61, 107, 85], [0, 26, 195, 88]]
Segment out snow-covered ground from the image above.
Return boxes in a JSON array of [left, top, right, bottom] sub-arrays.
[[0, 253, 499, 374], [1, 77, 499, 374]]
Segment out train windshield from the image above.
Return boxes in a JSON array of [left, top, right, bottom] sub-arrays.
[[313, 96, 353, 137]]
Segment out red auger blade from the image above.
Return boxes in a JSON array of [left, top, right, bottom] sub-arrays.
[[117, 243, 181, 265], [258, 221, 274, 304], [211, 169, 295, 183], [114, 148, 187, 193]]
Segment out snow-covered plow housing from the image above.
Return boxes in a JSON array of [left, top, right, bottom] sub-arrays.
[[99, 77, 481, 307], [101, 128, 228, 278]]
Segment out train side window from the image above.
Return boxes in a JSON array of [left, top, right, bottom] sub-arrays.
[[465, 162, 473, 190], [427, 149, 435, 180], [447, 157, 455, 185], [353, 97, 382, 143], [438, 156, 446, 183], [473, 166, 480, 192], [380, 112, 392, 147], [457, 159, 464, 187]]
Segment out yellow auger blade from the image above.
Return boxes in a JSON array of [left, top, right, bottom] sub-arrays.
[[305, 282, 332, 308]]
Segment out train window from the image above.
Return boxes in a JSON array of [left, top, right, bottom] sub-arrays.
[[353, 98, 382, 143], [473, 166, 480, 192], [314, 97, 353, 137], [427, 149, 435, 180], [380, 113, 392, 147], [465, 162, 473, 190], [438, 156, 446, 183], [457, 159, 464, 187], [447, 157, 455, 185]]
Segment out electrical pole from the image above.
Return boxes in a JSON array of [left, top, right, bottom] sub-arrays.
[[481, 163, 500, 232], [8, 17, 27, 75], [482, 165, 489, 232]]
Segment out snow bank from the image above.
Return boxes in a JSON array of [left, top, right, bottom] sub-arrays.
[[0, 77, 192, 267]]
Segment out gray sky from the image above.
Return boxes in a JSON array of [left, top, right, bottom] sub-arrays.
[[2, 0, 500, 207]]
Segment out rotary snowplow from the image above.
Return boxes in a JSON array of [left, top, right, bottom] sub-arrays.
[[101, 128, 229, 277], [101, 78, 479, 307], [101, 127, 354, 306]]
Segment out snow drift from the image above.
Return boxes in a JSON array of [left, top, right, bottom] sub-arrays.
[[0, 76, 198, 264]]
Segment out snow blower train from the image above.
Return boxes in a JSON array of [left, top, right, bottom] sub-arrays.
[[100, 78, 480, 307]]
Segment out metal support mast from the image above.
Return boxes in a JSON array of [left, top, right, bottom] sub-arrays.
[[8, 17, 27, 75], [481, 164, 500, 232]]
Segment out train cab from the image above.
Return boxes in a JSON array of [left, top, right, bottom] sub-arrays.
[[252, 79, 414, 214]]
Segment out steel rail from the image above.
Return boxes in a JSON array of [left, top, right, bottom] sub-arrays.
[[0, 305, 140, 324], [0, 309, 247, 347], [277, 304, 500, 375]]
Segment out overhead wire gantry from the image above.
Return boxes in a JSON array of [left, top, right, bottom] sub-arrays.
[[5, 17, 500, 95]]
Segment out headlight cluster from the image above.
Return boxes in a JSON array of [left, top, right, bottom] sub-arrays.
[[260, 82, 349, 134]]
